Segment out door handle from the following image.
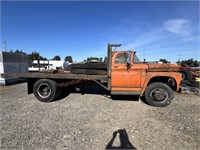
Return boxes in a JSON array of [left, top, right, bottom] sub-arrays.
[[114, 66, 119, 68]]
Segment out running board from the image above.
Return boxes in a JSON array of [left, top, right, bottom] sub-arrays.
[[111, 90, 140, 95]]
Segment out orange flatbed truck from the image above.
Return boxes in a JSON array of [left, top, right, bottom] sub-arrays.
[[2, 44, 182, 107]]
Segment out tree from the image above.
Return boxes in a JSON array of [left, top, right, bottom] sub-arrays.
[[159, 58, 170, 64], [28, 51, 40, 61], [9, 49, 48, 61], [15, 49, 20, 53], [13, 49, 27, 55], [53, 55, 61, 60], [177, 58, 199, 67], [65, 56, 73, 62]]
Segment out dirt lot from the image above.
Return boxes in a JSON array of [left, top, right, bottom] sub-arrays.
[[0, 83, 199, 150]]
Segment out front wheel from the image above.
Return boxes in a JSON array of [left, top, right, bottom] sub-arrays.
[[145, 82, 174, 107]]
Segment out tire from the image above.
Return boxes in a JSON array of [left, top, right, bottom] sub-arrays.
[[71, 63, 107, 70], [33, 79, 59, 102], [71, 69, 107, 75], [56, 86, 62, 98], [71, 69, 86, 74], [180, 71, 193, 83], [85, 69, 107, 75], [144, 82, 174, 107], [71, 64, 84, 69]]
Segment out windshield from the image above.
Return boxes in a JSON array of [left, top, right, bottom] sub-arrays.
[[133, 54, 140, 63]]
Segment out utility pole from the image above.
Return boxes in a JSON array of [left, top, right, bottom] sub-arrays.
[[3, 42, 7, 52], [178, 55, 181, 65], [178, 54, 181, 61]]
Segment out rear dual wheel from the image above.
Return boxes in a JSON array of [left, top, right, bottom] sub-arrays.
[[33, 79, 61, 102], [145, 82, 174, 107]]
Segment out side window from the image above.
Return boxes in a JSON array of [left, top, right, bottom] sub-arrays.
[[115, 53, 127, 64]]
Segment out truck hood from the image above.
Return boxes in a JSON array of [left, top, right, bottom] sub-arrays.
[[147, 63, 180, 72]]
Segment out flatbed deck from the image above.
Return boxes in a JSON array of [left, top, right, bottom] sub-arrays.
[[1, 72, 108, 81]]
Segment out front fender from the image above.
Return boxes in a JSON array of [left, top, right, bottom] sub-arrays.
[[140, 72, 182, 95]]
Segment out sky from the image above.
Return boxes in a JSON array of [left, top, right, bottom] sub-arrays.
[[1, 1, 200, 62]]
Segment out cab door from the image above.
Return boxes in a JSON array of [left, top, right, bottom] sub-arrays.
[[111, 52, 141, 91]]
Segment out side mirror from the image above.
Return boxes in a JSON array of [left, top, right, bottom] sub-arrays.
[[127, 51, 132, 66]]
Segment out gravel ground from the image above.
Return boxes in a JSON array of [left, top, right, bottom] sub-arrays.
[[0, 83, 199, 150]]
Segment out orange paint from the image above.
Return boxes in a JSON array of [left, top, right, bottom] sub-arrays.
[[111, 51, 182, 94]]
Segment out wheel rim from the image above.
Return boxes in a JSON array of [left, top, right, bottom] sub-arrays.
[[37, 83, 51, 98], [150, 88, 168, 101]]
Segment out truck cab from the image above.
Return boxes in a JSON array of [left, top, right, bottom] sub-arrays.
[[108, 44, 182, 107]]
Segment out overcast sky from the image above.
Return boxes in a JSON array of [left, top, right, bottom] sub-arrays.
[[1, 1, 199, 62]]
